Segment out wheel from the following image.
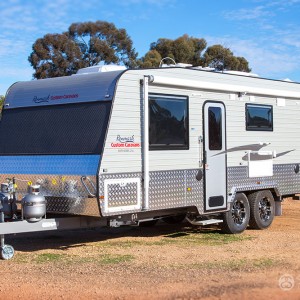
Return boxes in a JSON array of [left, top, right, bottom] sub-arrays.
[[221, 193, 250, 234], [163, 214, 186, 224], [139, 219, 158, 227], [1, 244, 15, 260], [248, 190, 275, 229]]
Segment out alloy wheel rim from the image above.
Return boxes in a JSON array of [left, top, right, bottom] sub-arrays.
[[259, 197, 272, 222], [231, 199, 246, 225]]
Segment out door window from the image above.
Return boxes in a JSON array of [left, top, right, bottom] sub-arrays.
[[208, 106, 222, 150]]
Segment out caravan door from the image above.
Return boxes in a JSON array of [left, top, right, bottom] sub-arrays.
[[203, 101, 227, 212]]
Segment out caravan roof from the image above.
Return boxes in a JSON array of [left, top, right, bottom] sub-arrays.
[[4, 70, 124, 109]]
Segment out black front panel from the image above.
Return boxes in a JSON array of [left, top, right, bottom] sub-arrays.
[[0, 101, 112, 155]]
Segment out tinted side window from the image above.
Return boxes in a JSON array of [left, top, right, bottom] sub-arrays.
[[149, 94, 189, 150], [246, 104, 273, 131], [208, 107, 222, 150]]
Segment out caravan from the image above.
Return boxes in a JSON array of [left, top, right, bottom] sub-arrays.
[[1, 65, 299, 259]]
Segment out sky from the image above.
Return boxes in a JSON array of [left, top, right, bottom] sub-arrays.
[[1, 0, 300, 95]]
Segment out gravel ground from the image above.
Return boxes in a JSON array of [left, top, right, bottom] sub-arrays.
[[0, 197, 300, 299]]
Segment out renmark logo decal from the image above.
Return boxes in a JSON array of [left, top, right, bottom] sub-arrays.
[[33, 94, 79, 103], [111, 135, 140, 148], [33, 95, 50, 103], [116, 135, 134, 143]]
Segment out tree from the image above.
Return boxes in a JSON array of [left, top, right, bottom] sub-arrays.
[[29, 21, 138, 79], [203, 45, 251, 72], [139, 35, 251, 72], [69, 21, 138, 68], [139, 34, 207, 68], [29, 34, 83, 79], [138, 49, 162, 68], [0, 95, 5, 114]]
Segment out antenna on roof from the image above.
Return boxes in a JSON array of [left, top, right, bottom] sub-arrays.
[[159, 57, 176, 68]]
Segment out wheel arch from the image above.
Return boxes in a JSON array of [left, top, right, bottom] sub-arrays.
[[244, 188, 281, 201], [229, 184, 281, 204]]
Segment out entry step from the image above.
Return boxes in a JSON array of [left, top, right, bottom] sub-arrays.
[[186, 218, 223, 226]]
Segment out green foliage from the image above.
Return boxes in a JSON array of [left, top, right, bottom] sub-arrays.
[[69, 21, 138, 68], [203, 44, 251, 72], [139, 34, 207, 68], [138, 49, 162, 68], [28, 33, 83, 79], [139, 34, 251, 72], [28, 21, 138, 79], [29, 23, 251, 78], [0, 95, 4, 113]]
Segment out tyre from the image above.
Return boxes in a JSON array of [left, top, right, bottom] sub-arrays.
[[248, 190, 275, 229], [163, 214, 186, 224], [221, 193, 250, 234]]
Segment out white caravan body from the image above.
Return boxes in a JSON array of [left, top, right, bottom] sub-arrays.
[[1, 67, 300, 221]]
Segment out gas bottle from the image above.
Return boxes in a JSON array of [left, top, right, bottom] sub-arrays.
[[22, 185, 46, 222], [0, 183, 17, 217]]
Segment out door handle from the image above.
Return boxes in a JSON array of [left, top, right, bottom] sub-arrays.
[[198, 136, 203, 167]]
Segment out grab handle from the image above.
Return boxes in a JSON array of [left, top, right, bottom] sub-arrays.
[[81, 176, 97, 197], [198, 136, 203, 167]]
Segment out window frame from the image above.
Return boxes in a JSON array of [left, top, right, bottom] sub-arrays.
[[149, 93, 189, 151], [245, 103, 273, 132], [208, 106, 222, 151]]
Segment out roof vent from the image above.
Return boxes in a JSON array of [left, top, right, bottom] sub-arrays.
[[76, 65, 126, 75], [192, 66, 215, 71], [221, 70, 259, 77]]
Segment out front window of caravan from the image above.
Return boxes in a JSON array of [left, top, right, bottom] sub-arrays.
[[149, 94, 189, 150], [246, 104, 273, 131], [0, 101, 111, 155]]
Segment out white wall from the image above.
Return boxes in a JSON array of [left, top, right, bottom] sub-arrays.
[[100, 68, 300, 174]]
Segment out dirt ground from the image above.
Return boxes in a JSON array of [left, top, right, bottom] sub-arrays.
[[0, 197, 300, 300]]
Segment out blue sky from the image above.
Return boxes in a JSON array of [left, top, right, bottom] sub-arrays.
[[1, 0, 300, 95]]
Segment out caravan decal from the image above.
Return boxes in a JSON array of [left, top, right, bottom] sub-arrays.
[[213, 143, 295, 161], [116, 135, 135, 143], [33, 94, 79, 103], [33, 95, 50, 103], [111, 135, 140, 151]]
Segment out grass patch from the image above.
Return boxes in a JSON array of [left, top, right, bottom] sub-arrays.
[[13, 253, 67, 264], [189, 257, 279, 272], [98, 254, 135, 264], [94, 238, 178, 248], [95, 240, 145, 248], [94, 232, 254, 248], [163, 231, 254, 246], [252, 257, 275, 268], [35, 253, 67, 263], [13, 251, 134, 265], [13, 253, 32, 263]]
